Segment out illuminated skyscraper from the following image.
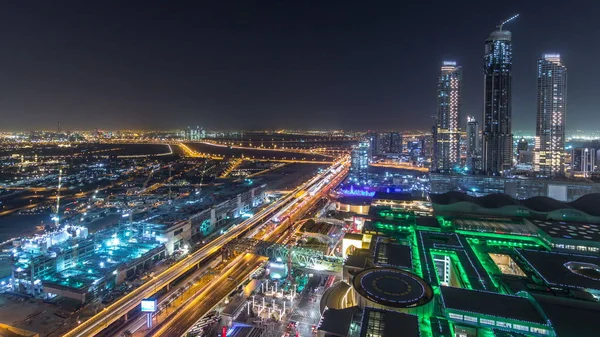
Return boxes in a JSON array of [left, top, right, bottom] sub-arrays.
[[534, 54, 567, 175], [367, 132, 379, 157], [379, 132, 403, 155], [466, 116, 481, 170], [389, 132, 403, 154], [482, 16, 517, 175], [433, 61, 462, 171], [571, 148, 596, 178], [350, 140, 370, 184]]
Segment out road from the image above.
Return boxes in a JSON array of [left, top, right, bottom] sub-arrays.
[[180, 142, 335, 164], [369, 162, 429, 172], [147, 254, 265, 337], [286, 278, 326, 337], [147, 157, 348, 337], [99, 258, 222, 337], [62, 156, 349, 337]]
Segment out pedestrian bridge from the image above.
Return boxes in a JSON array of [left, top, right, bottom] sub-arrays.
[[223, 238, 343, 273]]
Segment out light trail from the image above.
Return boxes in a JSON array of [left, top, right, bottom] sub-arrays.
[[150, 158, 349, 336], [369, 162, 429, 172], [62, 157, 349, 337]]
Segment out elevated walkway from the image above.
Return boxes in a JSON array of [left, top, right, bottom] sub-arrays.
[[223, 238, 343, 273]]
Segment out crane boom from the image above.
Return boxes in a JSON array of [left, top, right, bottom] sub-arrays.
[[498, 14, 519, 30]]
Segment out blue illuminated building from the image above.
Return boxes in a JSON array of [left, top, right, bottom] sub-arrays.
[[350, 141, 370, 184], [339, 185, 376, 197]]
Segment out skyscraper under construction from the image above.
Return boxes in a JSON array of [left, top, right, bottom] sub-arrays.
[[482, 15, 518, 175]]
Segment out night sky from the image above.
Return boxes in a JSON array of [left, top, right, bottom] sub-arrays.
[[0, 1, 597, 132]]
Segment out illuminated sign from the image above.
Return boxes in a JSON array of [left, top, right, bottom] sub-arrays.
[[339, 185, 375, 197], [141, 299, 157, 312]]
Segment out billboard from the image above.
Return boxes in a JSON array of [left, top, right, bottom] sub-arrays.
[[141, 298, 157, 312]]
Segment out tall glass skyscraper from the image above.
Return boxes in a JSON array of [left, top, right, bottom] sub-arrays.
[[433, 61, 462, 171], [466, 116, 481, 170], [350, 140, 370, 184], [534, 54, 567, 176], [482, 26, 514, 175]]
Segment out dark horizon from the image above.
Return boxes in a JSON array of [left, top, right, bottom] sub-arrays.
[[0, 1, 598, 132]]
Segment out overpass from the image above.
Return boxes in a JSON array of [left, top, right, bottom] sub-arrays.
[[61, 156, 349, 337], [146, 158, 349, 336], [222, 237, 343, 273], [370, 162, 429, 172], [178, 143, 334, 164], [314, 217, 346, 227]]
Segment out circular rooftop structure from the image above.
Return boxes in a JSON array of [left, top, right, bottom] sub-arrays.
[[565, 261, 600, 281], [353, 267, 433, 308]]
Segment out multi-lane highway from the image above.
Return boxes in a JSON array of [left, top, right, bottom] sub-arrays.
[[148, 158, 348, 337], [369, 161, 429, 172], [98, 258, 222, 337], [63, 156, 349, 337], [148, 254, 266, 337]]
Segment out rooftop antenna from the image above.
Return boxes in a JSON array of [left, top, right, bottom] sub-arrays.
[[497, 14, 519, 31]]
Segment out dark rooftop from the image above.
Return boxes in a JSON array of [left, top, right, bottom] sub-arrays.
[[345, 249, 370, 269], [373, 239, 412, 269], [430, 191, 600, 217], [335, 195, 372, 205], [415, 216, 441, 229], [530, 219, 600, 242], [373, 191, 423, 202], [517, 249, 600, 291], [532, 293, 600, 337], [440, 286, 546, 325], [317, 306, 359, 337], [343, 233, 364, 241], [360, 307, 419, 337], [418, 231, 463, 249]]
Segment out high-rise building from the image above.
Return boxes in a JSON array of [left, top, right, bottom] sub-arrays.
[[571, 148, 596, 178], [185, 126, 205, 141], [517, 137, 529, 152], [482, 17, 517, 175], [367, 132, 379, 157], [350, 140, 370, 184], [378, 132, 402, 155], [433, 61, 462, 171], [534, 54, 567, 176], [466, 116, 481, 170], [389, 132, 403, 154], [379, 133, 391, 155], [369, 132, 402, 157], [517, 137, 532, 164]]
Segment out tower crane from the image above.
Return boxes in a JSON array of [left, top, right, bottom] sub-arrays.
[[497, 14, 519, 30]]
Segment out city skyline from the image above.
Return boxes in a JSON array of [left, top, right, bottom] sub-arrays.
[[0, 2, 598, 131], [2, 2, 600, 336]]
